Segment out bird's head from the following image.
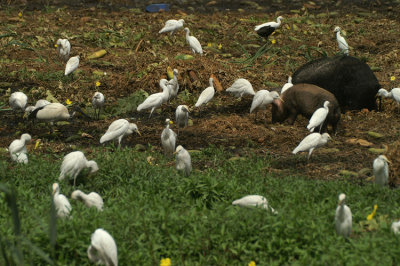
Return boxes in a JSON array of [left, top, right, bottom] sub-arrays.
[[376, 88, 388, 97], [323, 101, 330, 107], [71, 190, 82, 200], [181, 105, 190, 113], [174, 145, 184, 155], [52, 183, 60, 195], [21, 133, 32, 143], [165, 118, 173, 125], [379, 155, 392, 164], [277, 16, 284, 21], [129, 123, 141, 136], [184, 27, 190, 33], [322, 133, 332, 140], [88, 161, 99, 173], [179, 19, 185, 24], [270, 91, 284, 102], [173, 69, 179, 76], [93, 92, 101, 99], [338, 193, 346, 205], [334, 26, 341, 33]]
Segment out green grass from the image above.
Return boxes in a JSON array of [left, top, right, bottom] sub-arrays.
[[1, 146, 400, 265]]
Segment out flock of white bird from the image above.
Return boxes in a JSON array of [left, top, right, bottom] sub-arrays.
[[5, 13, 400, 264]]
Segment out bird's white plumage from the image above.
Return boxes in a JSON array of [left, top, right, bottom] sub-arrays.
[[100, 119, 140, 145], [307, 101, 330, 132], [184, 28, 203, 55], [35, 99, 51, 108], [159, 19, 184, 35], [175, 105, 189, 128], [9, 92, 28, 112], [226, 78, 255, 97], [391, 220, 400, 235], [292, 132, 331, 159], [137, 79, 170, 117], [52, 183, 72, 218], [71, 190, 104, 211], [167, 69, 179, 101], [254, 16, 283, 31], [161, 119, 177, 155], [373, 155, 390, 186], [335, 193, 352, 238], [232, 195, 277, 214], [92, 92, 105, 109], [65, 55, 79, 75], [334, 27, 349, 55], [175, 145, 192, 176], [377, 88, 400, 105], [195, 78, 215, 107], [8, 133, 31, 164], [57, 39, 71, 61], [59, 151, 99, 186], [250, 90, 281, 113], [88, 228, 118, 266], [280, 76, 293, 95], [30, 103, 70, 122]]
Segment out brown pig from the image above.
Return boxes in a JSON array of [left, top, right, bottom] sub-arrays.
[[271, 83, 341, 133]]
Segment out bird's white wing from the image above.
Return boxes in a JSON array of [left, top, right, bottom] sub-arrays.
[[188, 36, 203, 54], [137, 92, 163, 111], [250, 91, 268, 113], [232, 195, 265, 207], [227, 79, 255, 97], [91, 230, 118, 266], [100, 120, 129, 143], [337, 36, 348, 50], [195, 87, 214, 107], [159, 20, 179, 33], [8, 140, 26, 154], [307, 108, 328, 131], [281, 82, 293, 94], [254, 21, 276, 31], [65, 57, 79, 75], [292, 133, 321, 154], [36, 103, 69, 121]]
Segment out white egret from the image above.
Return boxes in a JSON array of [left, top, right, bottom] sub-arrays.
[[52, 183, 72, 219], [184, 28, 203, 55], [377, 88, 400, 111], [391, 220, 400, 235], [307, 101, 330, 132], [159, 19, 184, 35], [65, 55, 79, 76], [232, 195, 277, 214], [161, 119, 177, 156], [100, 119, 140, 146], [226, 78, 255, 98], [280, 76, 293, 94], [250, 90, 281, 122], [334, 26, 349, 55], [71, 190, 103, 211], [88, 228, 118, 266], [167, 69, 179, 101], [175, 105, 189, 129], [335, 193, 352, 238], [56, 38, 71, 61], [292, 132, 331, 160], [195, 78, 215, 107], [373, 155, 390, 186], [254, 16, 283, 39], [9, 91, 28, 112], [175, 145, 192, 176], [137, 79, 170, 118], [92, 92, 105, 120], [8, 133, 31, 164], [59, 151, 99, 186], [28, 103, 71, 123]]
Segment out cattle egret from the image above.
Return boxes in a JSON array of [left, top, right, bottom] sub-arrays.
[[9, 92, 28, 112], [307, 101, 330, 132], [175, 105, 189, 130], [71, 190, 104, 211], [175, 145, 192, 176], [391, 220, 400, 235], [161, 119, 177, 156], [8, 133, 31, 164], [335, 193, 352, 238], [195, 78, 215, 107], [92, 92, 105, 119], [137, 79, 170, 118], [159, 19, 184, 35], [250, 90, 281, 123], [56, 38, 71, 61], [167, 69, 179, 101], [65, 55, 79, 76], [52, 183, 71, 218], [292, 132, 331, 160], [377, 88, 400, 111], [232, 195, 277, 214], [254, 16, 283, 39], [280, 76, 293, 94], [373, 155, 390, 186], [28, 103, 71, 123], [226, 78, 256, 98], [88, 228, 118, 266], [59, 151, 99, 186], [100, 119, 140, 146], [184, 28, 203, 55], [334, 27, 349, 55]]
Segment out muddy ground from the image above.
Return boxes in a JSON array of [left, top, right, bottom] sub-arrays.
[[1, 2, 400, 183]]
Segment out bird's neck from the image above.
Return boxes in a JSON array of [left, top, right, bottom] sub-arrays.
[[336, 31, 341, 38]]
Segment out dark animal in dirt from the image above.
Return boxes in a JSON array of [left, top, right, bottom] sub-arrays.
[[271, 84, 341, 133], [292, 56, 380, 111]]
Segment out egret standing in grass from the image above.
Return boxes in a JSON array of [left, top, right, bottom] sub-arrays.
[[226, 78, 255, 98], [88, 228, 118, 266], [184, 27, 203, 55], [137, 79, 170, 118], [250, 90, 281, 123], [100, 119, 140, 146], [373, 155, 390, 186], [292, 132, 331, 160], [307, 101, 330, 132], [195, 78, 215, 108], [59, 151, 99, 186], [167, 69, 179, 102], [161, 119, 177, 156], [159, 19, 185, 35], [280, 76, 293, 94], [65, 55, 79, 76], [52, 183, 71, 218], [71, 190, 103, 211], [175, 105, 189, 130], [335, 193, 352, 238], [232, 195, 277, 214], [391, 220, 400, 235], [56, 38, 71, 62], [175, 145, 192, 176], [377, 88, 400, 111], [92, 92, 105, 120], [9, 91, 28, 114], [334, 26, 349, 55], [254, 16, 283, 40], [8, 133, 31, 164]]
